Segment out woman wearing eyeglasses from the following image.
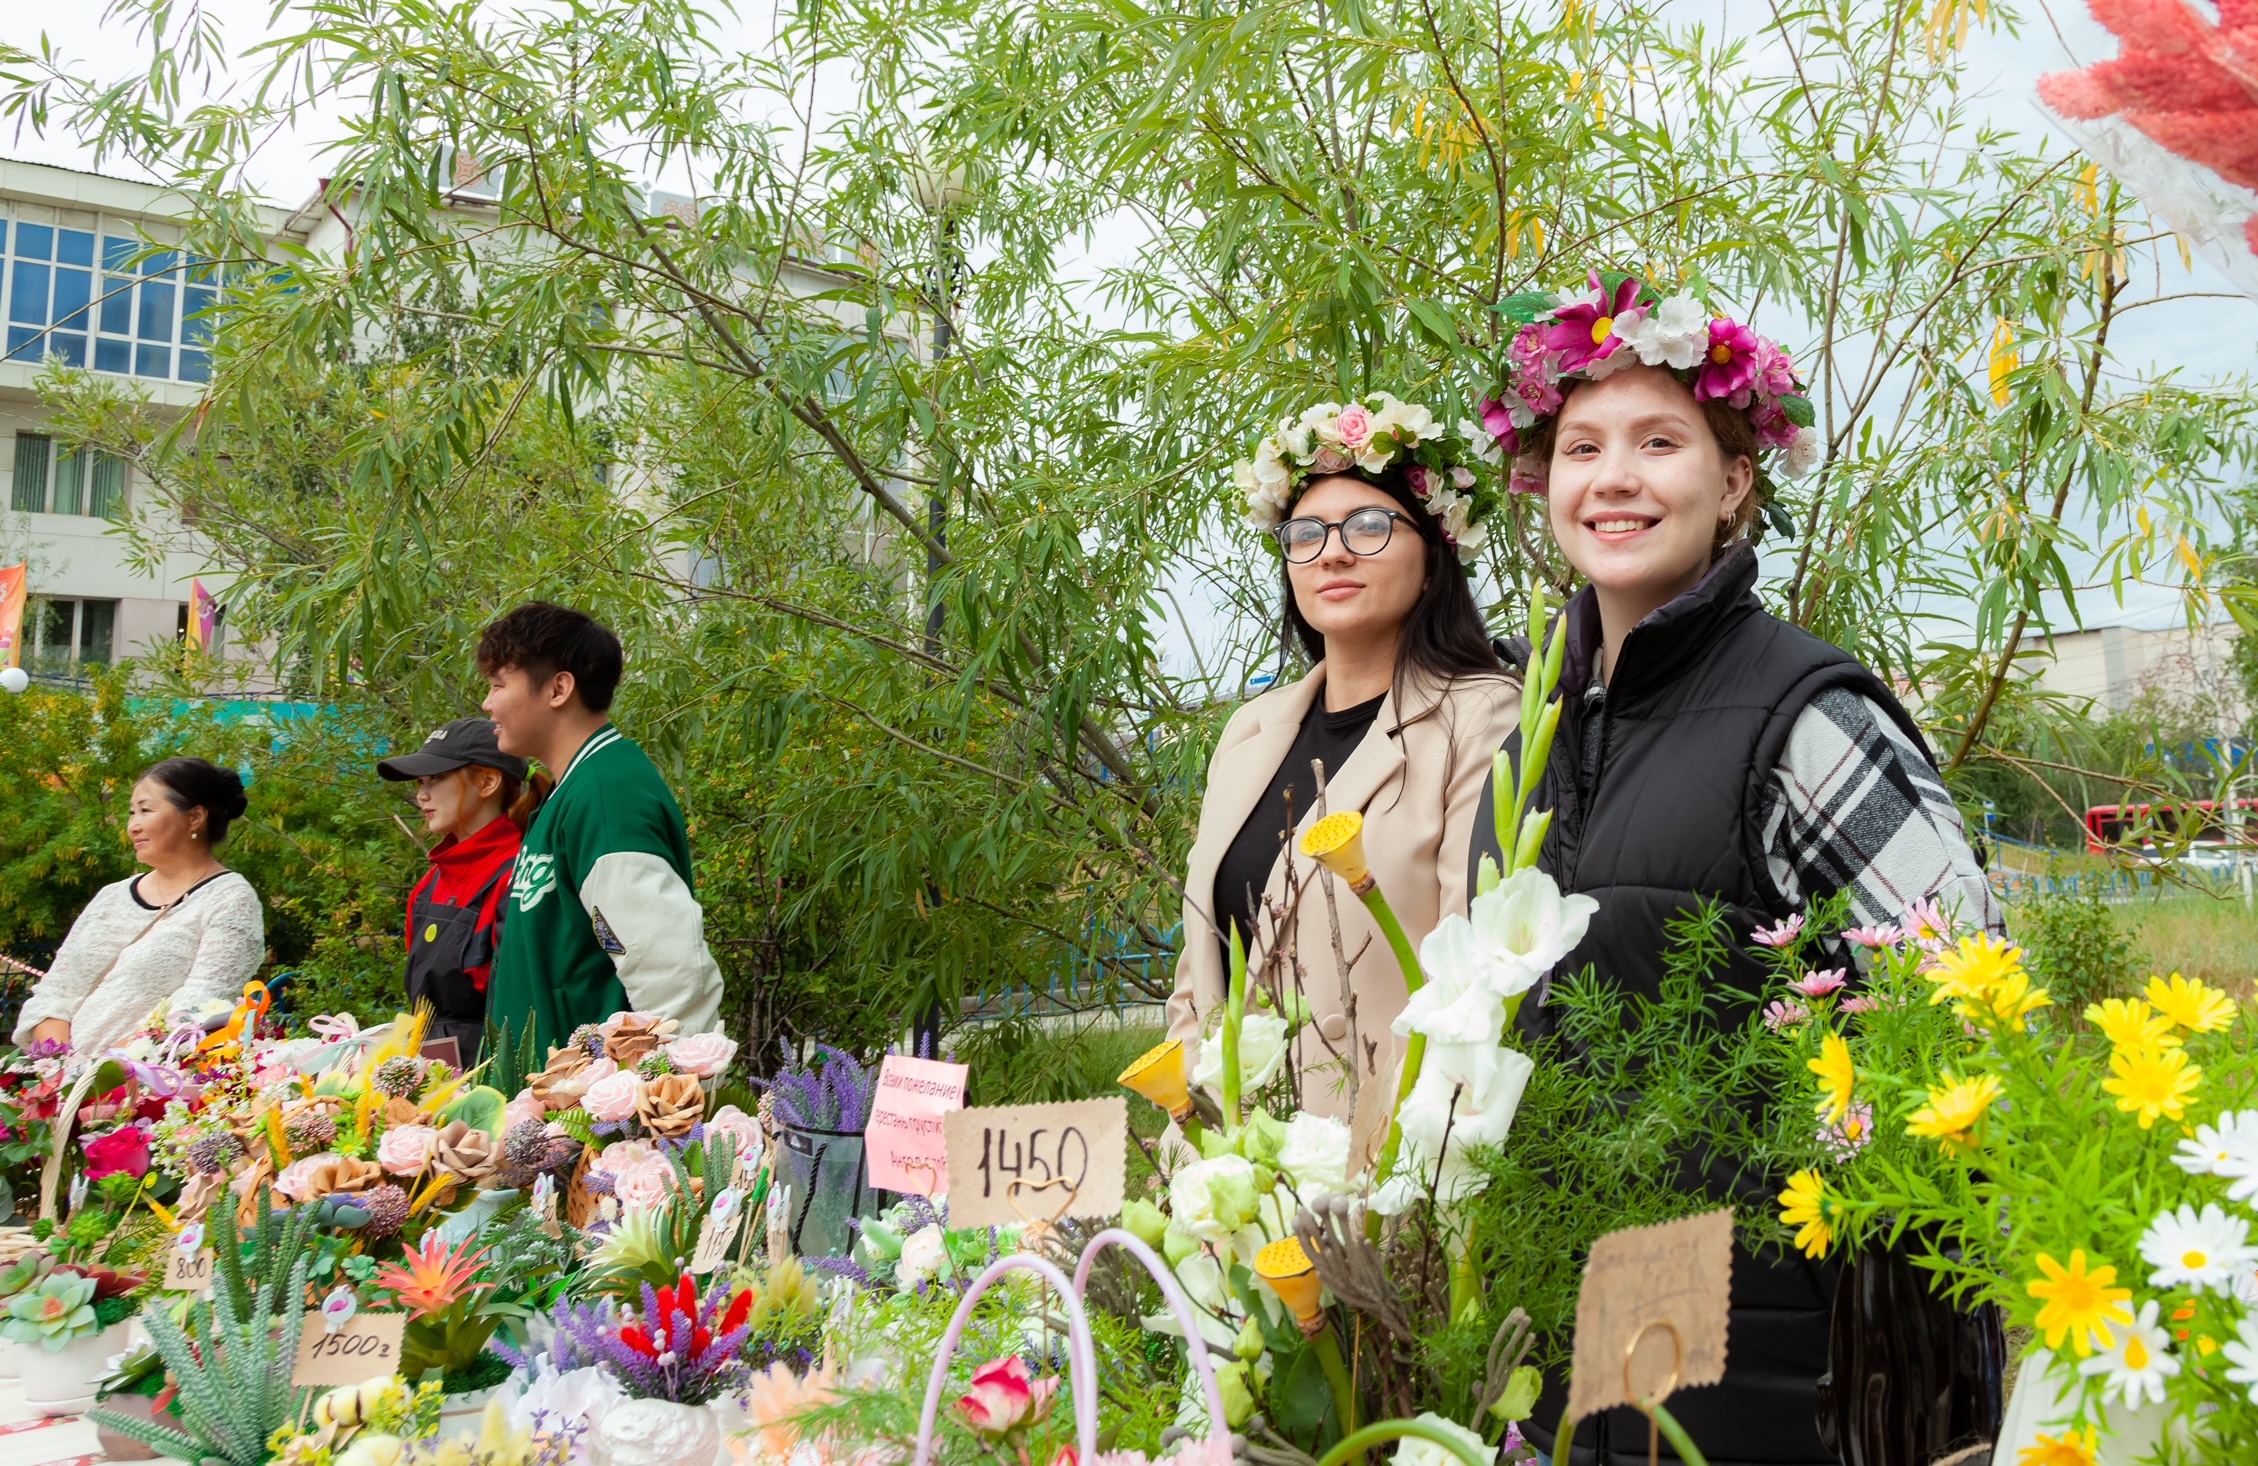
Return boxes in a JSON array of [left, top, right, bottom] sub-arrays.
[[1164, 397, 1516, 1121]]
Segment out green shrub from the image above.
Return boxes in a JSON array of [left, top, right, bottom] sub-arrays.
[[2008, 877, 2142, 1019]]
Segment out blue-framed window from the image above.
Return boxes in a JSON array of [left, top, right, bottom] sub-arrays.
[[2, 211, 215, 384]]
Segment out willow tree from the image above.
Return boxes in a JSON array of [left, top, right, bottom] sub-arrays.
[[4, 0, 2255, 1033]]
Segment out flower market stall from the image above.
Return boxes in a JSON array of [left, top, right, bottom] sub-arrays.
[[0, 600, 2252, 1466]]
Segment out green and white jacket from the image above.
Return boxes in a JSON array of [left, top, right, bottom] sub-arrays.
[[487, 724, 724, 1053]]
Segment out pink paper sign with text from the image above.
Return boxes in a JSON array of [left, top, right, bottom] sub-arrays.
[[866, 1054, 969, 1195]]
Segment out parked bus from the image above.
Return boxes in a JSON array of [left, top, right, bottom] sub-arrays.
[[2085, 798, 2258, 866]]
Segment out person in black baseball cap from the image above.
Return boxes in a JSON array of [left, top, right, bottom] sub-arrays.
[[378, 718, 547, 1064]]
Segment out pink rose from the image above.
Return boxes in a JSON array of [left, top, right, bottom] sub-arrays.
[[583, 1070, 641, 1124], [377, 1124, 439, 1177], [84, 1125, 151, 1180], [706, 1104, 763, 1161], [665, 1032, 738, 1078], [540, 1053, 618, 1111], [504, 1090, 545, 1133], [275, 1152, 339, 1202], [1330, 403, 1374, 453], [596, 1140, 676, 1208]]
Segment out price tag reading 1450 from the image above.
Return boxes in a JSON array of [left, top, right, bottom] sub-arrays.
[[941, 1097, 1126, 1230]]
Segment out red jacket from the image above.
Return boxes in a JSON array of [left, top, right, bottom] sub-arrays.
[[405, 816, 522, 993]]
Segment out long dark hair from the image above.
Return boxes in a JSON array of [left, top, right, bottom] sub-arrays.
[[1277, 465, 1502, 705]]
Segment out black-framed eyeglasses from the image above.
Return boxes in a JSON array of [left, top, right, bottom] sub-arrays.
[[1273, 507, 1410, 564]]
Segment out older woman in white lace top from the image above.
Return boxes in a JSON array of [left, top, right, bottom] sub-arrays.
[[13, 757, 265, 1061]]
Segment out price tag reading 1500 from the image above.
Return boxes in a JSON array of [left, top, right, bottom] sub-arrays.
[[941, 1097, 1128, 1230]]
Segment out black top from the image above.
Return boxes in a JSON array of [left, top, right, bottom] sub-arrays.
[[1211, 690, 1386, 960]]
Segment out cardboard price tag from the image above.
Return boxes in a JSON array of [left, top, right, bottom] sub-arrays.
[[941, 1098, 1127, 1230], [865, 1055, 968, 1196], [1567, 1207, 1733, 1425], [162, 1249, 216, 1293], [293, 1312, 407, 1387]]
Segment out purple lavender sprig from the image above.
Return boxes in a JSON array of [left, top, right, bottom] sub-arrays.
[[547, 1282, 751, 1405], [756, 1044, 877, 1133]]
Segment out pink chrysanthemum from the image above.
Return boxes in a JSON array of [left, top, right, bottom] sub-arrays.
[[1763, 999, 1811, 1031], [1751, 913, 1805, 948], [1794, 969, 1849, 998], [1822, 1101, 1875, 1158], [1841, 925, 1903, 950], [1695, 318, 1762, 401]]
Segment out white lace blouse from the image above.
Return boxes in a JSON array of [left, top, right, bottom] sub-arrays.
[[12, 871, 266, 1060]]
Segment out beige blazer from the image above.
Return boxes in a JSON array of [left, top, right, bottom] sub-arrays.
[[1164, 662, 1520, 1119]]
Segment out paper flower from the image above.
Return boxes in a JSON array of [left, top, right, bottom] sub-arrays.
[[582, 1069, 642, 1124], [432, 1120, 498, 1181], [2075, 1298, 2177, 1407], [2139, 1203, 2257, 1294], [637, 1073, 704, 1138], [665, 1032, 739, 1077], [276, 1153, 384, 1203], [603, 1013, 677, 1066], [2028, 1250, 2133, 1358]]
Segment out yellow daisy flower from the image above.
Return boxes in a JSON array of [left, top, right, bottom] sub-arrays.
[[2084, 997, 2179, 1052], [2145, 972, 2234, 1034], [1923, 932, 2022, 1008], [1778, 1169, 1834, 1259], [1964, 969, 2052, 1032], [1905, 1071, 2004, 1154], [2102, 1044, 2202, 1129], [2016, 1428, 2097, 1466], [1808, 1033, 1856, 1125], [2027, 1250, 2133, 1358]]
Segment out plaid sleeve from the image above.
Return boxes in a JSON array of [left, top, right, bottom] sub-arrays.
[[1759, 688, 2003, 935]]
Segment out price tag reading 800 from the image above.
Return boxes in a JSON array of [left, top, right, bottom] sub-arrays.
[[941, 1097, 1126, 1230]]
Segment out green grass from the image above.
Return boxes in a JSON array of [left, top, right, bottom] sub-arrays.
[[2111, 891, 2258, 998]]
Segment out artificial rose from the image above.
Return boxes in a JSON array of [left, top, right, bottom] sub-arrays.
[[83, 1125, 152, 1181], [1168, 1154, 1261, 1245], [176, 1169, 225, 1221], [954, 1356, 1056, 1437], [705, 1104, 763, 1161], [603, 1013, 676, 1067], [503, 1090, 545, 1134], [1371, 394, 1436, 443], [582, 1070, 641, 1124], [896, 1224, 950, 1291], [595, 1140, 676, 1208], [377, 1124, 440, 1177], [1190, 1013, 1288, 1103], [1276, 1114, 1354, 1197], [275, 1153, 384, 1204], [433, 1120, 498, 1181], [636, 1072, 704, 1139], [665, 1032, 738, 1078]]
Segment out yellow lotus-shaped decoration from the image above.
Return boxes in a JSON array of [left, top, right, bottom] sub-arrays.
[[1118, 1039, 1194, 1122], [1299, 811, 1371, 890], [1255, 1237, 1324, 1332]]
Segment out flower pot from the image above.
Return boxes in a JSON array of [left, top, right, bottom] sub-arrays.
[[595, 1397, 724, 1466], [92, 1390, 163, 1460], [1990, 1347, 2169, 1464], [437, 1386, 498, 1441], [0, 1336, 20, 1380], [18, 1321, 135, 1415]]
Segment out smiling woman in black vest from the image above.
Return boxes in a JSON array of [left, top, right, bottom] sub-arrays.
[[1468, 276, 2001, 1466]]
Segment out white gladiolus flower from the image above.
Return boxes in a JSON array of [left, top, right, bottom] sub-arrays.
[[1471, 867, 1600, 985], [1372, 1040, 1533, 1211], [1390, 1414, 1489, 1466], [2076, 1298, 2178, 1407], [1277, 1114, 1354, 1197], [1192, 1012, 1290, 1101], [1781, 425, 1823, 478], [1396, 918, 1509, 1044], [2139, 1202, 2258, 1294], [1619, 294, 1710, 370]]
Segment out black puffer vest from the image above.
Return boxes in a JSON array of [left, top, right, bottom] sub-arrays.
[[1470, 545, 1930, 1466]]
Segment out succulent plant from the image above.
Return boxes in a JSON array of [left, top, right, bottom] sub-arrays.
[[2, 1271, 100, 1351], [0, 1249, 55, 1300]]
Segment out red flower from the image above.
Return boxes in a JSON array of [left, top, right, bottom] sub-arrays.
[[83, 1126, 152, 1181], [954, 1356, 1057, 1436]]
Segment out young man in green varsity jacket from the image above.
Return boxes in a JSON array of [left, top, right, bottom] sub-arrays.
[[477, 602, 725, 1054]]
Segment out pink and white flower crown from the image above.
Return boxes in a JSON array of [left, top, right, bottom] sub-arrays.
[[1233, 393, 1501, 563], [1475, 271, 1823, 497]]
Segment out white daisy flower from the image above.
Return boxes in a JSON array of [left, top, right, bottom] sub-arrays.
[[2226, 1313, 2258, 1406], [2139, 1202, 2258, 1294], [2077, 1298, 2177, 1407], [2173, 1110, 2258, 1199]]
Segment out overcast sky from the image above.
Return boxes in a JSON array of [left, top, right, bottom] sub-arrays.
[[5, 0, 2252, 670]]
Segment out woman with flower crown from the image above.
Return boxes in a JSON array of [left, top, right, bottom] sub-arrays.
[[1163, 396, 1518, 1123], [1463, 274, 2005, 1465]]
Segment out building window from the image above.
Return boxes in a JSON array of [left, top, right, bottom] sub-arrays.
[[25, 595, 116, 675], [7, 433, 127, 517], [0, 211, 215, 384]]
